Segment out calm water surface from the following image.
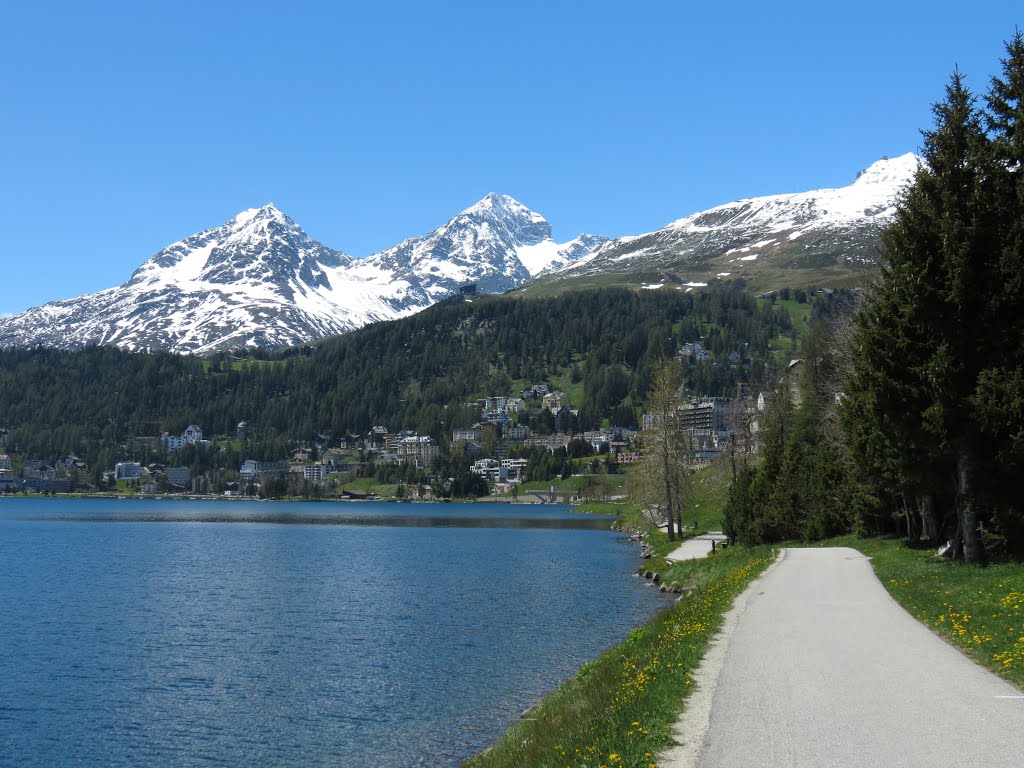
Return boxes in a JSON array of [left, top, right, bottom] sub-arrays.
[[0, 498, 670, 767]]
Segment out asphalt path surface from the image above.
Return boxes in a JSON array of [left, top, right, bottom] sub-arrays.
[[662, 547, 1023, 767], [666, 532, 729, 562]]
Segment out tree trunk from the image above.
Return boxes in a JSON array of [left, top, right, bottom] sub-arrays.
[[730, 434, 737, 486], [920, 493, 941, 546], [662, 417, 675, 542], [663, 502, 675, 541], [902, 495, 920, 543], [956, 452, 984, 563]]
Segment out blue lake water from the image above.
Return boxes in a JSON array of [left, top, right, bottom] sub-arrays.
[[0, 498, 671, 767]]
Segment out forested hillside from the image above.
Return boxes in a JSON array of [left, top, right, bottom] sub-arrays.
[[0, 284, 792, 472]]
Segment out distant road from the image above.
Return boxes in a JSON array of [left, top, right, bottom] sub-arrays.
[[666, 532, 729, 562], [663, 548, 1023, 768]]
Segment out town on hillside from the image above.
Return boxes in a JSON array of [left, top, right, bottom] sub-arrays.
[[0, 356, 773, 501]]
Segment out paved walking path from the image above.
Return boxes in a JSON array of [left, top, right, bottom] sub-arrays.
[[665, 532, 729, 562], [661, 547, 1023, 768]]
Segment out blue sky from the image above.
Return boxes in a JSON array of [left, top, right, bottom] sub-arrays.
[[1, 1, 1020, 315]]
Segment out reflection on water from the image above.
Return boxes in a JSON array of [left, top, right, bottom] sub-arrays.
[[11, 498, 615, 529], [0, 498, 668, 768]]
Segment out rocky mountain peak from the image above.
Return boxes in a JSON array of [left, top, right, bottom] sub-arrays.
[[454, 193, 553, 246], [229, 202, 286, 225]]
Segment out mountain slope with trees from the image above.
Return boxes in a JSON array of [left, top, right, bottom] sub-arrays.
[[0, 284, 791, 475]]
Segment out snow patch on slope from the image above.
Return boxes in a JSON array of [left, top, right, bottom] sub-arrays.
[[668, 154, 919, 235]]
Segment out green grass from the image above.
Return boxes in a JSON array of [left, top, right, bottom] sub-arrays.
[[681, 458, 732, 534], [739, 266, 872, 296], [339, 477, 399, 498], [832, 536, 1024, 690], [771, 298, 813, 329], [514, 272, 655, 299], [494, 475, 628, 502], [757, 296, 813, 364], [548, 371, 585, 409], [768, 332, 799, 358], [462, 544, 776, 768], [574, 500, 639, 516], [112, 480, 139, 495]]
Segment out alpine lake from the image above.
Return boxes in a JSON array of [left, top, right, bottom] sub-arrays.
[[0, 497, 672, 767]]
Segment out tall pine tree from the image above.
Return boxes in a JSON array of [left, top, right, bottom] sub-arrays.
[[971, 32, 1024, 554], [842, 72, 991, 560]]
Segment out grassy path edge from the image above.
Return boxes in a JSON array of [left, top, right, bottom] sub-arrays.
[[461, 544, 776, 768], [834, 536, 1024, 691]]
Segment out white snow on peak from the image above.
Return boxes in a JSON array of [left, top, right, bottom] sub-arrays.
[[666, 153, 921, 235], [852, 153, 921, 189], [464, 192, 548, 226], [229, 203, 283, 227]]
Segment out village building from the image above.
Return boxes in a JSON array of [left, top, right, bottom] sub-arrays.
[[114, 462, 142, 480], [303, 464, 326, 483], [162, 424, 208, 452], [524, 434, 571, 452], [678, 342, 711, 362], [396, 436, 440, 468], [500, 458, 529, 480], [453, 426, 483, 443], [166, 466, 191, 489], [338, 434, 364, 450], [22, 460, 57, 481], [522, 383, 550, 399], [542, 391, 569, 413], [504, 398, 526, 414], [240, 460, 288, 482], [506, 424, 531, 441], [482, 396, 507, 411], [481, 409, 511, 427], [321, 449, 348, 468]]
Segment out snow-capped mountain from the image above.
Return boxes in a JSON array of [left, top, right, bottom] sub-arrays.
[[374, 193, 608, 302], [553, 154, 920, 282], [0, 156, 919, 355], [0, 196, 606, 355]]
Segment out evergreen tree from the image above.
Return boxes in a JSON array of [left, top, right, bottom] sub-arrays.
[[972, 32, 1024, 555], [843, 72, 990, 558], [842, 47, 1024, 559]]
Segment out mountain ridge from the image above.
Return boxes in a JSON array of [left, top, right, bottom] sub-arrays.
[[550, 154, 919, 286], [0, 195, 604, 355], [0, 155, 918, 355]]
